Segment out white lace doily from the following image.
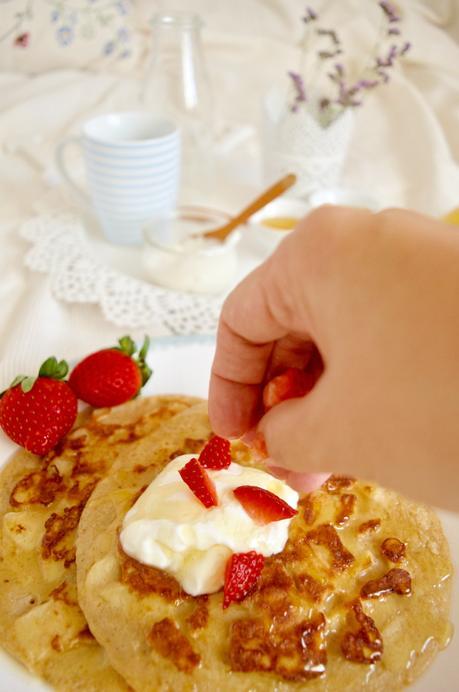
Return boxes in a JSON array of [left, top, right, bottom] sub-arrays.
[[20, 213, 223, 335]]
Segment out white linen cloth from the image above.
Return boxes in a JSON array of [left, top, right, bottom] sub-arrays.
[[0, 0, 459, 386]]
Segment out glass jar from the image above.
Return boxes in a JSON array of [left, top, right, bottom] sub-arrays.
[[142, 12, 214, 189], [142, 206, 241, 294]]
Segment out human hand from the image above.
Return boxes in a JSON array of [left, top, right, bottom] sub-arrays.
[[209, 206, 459, 510]]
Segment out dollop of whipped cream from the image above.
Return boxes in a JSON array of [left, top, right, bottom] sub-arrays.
[[120, 454, 299, 596]]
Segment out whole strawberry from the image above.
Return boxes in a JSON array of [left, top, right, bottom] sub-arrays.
[[69, 335, 152, 408], [0, 357, 77, 456]]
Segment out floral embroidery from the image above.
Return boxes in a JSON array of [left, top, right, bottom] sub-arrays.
[[56, 25, 74, 47], [15, 32, 30, 47], [0, 0, 33, 47], [1, 0, 132, 60], [104, 24, 131, 58]]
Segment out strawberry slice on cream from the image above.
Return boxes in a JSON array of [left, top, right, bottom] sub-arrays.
[[120, 454, 298, 596], [233, 485, 298, 524]]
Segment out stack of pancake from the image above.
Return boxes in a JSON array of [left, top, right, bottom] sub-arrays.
[[0, 397, 452, 691]]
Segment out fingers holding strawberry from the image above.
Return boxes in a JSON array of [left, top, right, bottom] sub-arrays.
[[69, 335, 152, 408], [0, 356, 77, 456]]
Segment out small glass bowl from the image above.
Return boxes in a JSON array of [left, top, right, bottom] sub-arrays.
[[142, 206, 241, 294], [249, 197, 310, 252]]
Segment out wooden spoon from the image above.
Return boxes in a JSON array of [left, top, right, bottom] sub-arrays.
[[203, 173, 297, 242]]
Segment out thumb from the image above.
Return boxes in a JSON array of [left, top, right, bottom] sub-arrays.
[[258, 382, 336, 476], [266, 464, 330, 493]]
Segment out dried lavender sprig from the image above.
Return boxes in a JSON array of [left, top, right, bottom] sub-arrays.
[[375, 68, 390, 83], [336, 80, 362, 108], [327, 62, 345, 83], [316, 27, 340, 46], [291, 2, 411, 118], [288, 70, 307, 112], [356, 78, 379, 89], [400, 41, 411, 55], [329, 57, 384, 109], [375, 40, 410, 71], [303, 6, 317, 23], [376, 43, 398, 67], [318, 48, 342, 59], [379, 1, 400, 23]]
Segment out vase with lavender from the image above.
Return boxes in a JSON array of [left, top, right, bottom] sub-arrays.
[[262, 1, 411, 198]]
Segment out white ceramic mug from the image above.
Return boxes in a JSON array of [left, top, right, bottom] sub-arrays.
[[56, 111, 181, 245]]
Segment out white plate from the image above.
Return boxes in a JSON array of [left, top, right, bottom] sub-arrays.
[[0, 335, 457, 691]]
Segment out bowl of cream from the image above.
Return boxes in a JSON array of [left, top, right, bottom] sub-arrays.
[[143, 206, 241, 294]]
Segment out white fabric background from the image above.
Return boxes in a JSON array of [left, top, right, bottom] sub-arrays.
[[0, 0, 458, 382]]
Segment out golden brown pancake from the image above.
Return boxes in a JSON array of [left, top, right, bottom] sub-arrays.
[[0, 395, 201, 691], [77, 402, 453, 691]]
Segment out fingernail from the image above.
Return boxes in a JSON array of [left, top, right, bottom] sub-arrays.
[[241, 429, 268, 459]]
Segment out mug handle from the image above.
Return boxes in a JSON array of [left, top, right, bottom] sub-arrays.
[[55, 136, 90, 206]]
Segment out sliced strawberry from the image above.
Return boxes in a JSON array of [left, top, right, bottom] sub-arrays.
[[179, 458, 218, 508], [262, 367, 316, 411], [198, 435, 231, 469], [223, 551, 265, 608], [233, 485, 297, 524]]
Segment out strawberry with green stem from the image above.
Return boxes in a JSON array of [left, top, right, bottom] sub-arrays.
[[69, 335, 152, 407], [0, 356, 77, 456]]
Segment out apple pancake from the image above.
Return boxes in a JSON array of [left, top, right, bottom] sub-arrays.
[[0, 394, 201, 691], [77, 402, 452, 692]]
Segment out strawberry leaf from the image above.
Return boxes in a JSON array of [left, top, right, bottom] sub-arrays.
[[112, 335, 152, 389], [21, 376, 36, 393], [135, 335, 152, 386], [39, 356, 58, 377], [138, 361, 152, 386], [117, 335, 136, 356], [138, 335, 150, 361], [39, 357, 69, 380], [10, 375, 27, 388], [54, 359, 69, 379]]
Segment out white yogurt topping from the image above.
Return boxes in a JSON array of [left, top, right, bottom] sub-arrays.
[[120, 454, 298, 596]]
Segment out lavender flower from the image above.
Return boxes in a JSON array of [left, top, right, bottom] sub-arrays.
[[379, 1, 400, 23], [375, 68, 390, 83], [288, 1, 411, 122], [318, 48, 342, 59], [317, 27, 340, 46], [400, 41, 411, 55], [303, 7, 317, 23], [376, 43, 398, 68], [288, 71, 307, 112], [356, 78, 379, 89]]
